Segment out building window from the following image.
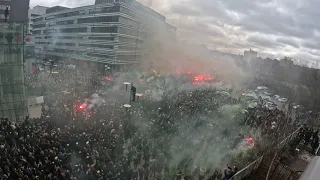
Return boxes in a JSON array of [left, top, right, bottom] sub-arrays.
[[78, 16, 119, 24], [54, 11, 80, 19], [87, 52, 112, 59], [119, 16, 139, 29], [118, 27, 145, 37], [89, 6, 120, 14], [79, 44, 114, 49], [60, 27, 87, 33], [56, 20, 74, 25], [88, 37, 114, 41], [117, 55, 140, 61], [33, 24, 46, 29], [33, 17, 43, 23], [119, 37, 143, 44], [55, 42, 76, 47], [32, 30, 41, 35], [0, 5, 9, 10], [91, 26, 118, 33]]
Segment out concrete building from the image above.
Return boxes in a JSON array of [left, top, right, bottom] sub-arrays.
[[244, 49, 258, 62], [32, 0, 176, 71], [0, 0, 30, 23], [28, 5, 48, 35], [0, 23, 28, 121]]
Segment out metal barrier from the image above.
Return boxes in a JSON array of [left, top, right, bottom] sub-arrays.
[[231, 127, 301, 180], [231, 156, 264, 180], [266, 127, 301, 180]]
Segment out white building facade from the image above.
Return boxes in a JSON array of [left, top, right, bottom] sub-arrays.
[[32, 0, 176, 70], [28, 5, 48, 35]]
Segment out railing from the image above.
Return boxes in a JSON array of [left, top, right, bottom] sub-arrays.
[[266, 127, 301, 180], [231, 156, 264, 180], [231, 127, 301, 180]]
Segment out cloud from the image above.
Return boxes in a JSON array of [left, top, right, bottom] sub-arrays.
[[31, 0, 320, 61], [30, 0, 94, 8], [163, 0, 320, 61]]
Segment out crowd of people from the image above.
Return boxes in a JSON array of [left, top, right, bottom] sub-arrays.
[[0, 69, 304, 180]]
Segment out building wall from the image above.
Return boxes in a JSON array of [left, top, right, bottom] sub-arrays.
[[0, 0, 30, 23], [28, 6, 48, 35], [0, 23, 28, 121], [32, 0, 176, 70]]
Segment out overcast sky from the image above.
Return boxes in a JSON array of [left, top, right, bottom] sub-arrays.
[[30, 0, 320, 62]]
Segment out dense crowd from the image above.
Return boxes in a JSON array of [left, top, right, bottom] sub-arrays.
[[1, 70, 304, 180]]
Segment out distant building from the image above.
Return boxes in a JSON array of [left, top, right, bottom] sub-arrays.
[[244, 49, 257, 62], [32, 0, 176, 71], [28, 6, 48, 35], [0, 0, 30, 23]]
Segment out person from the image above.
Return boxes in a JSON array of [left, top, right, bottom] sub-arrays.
[[221, 165, 237, 180], [4, 6, 9, 22], [131, 84, 136, 101], [304, 128, 313, 146], [312, 134, 319, 155]]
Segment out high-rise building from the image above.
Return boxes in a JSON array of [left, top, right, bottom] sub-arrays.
[[0, 23, 28, 121], [32, 0, 176, 71], [0, 0, 30, 23], [244, 49, 258, 62]]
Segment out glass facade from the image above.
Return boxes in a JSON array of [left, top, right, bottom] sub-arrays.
[[0, 23, 28, 121]]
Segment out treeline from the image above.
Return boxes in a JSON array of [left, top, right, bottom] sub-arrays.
[[250, 57, 320, 112]]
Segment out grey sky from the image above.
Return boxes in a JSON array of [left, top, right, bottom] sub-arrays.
[[30, 0, 320, 61]]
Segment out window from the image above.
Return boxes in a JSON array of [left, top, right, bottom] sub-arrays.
[[87, 52, 112, 59], [79, 44, 114, 49], [89, 6, 120, 14], [117, 55, 140, 61], [35, 42, 50, 45], [45, 15, 55, 20], [78, 16, 119, 24], [33, 17, 43, 23], [0, 5, 9, 10], [55, 11, 80, 19], [55, 43, 76, 47], [56, 20, 74, 25], [32, 30, 42, 35], [88, 37, 114, 41], [91, 27, 118, 33], [119, 37, 143, 44], [60, 27, 87, 33], [118, 27, 145, 37], [44, 29, 57, 34], [33, 24, 46, 29], [45, 36, 83, 40], [119, 17, 139, 29]]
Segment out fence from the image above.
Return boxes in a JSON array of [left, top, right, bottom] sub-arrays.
[[231, 127, 301, 180]]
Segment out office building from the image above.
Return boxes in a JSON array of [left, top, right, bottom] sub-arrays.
[[0, 0, 30, 23], [0, 23, 28, 121], [32, 0, 176, 71], [28, 5, 48, 35]]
